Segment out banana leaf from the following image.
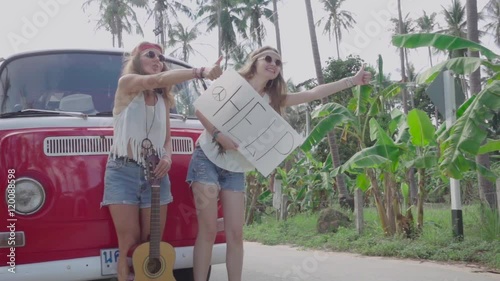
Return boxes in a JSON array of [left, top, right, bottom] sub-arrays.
[[407, 109, 436, 147], [369, 118, 395, 145], [301, 103, 356, 151], [477, 139, 500, 154], [340, 144, 402, 173], [356, 173, 370, 192], [350, 85, 372, 115], [407, 152, 438, 169], [439, 81, 500, 178], [392, 33, 499, 61], [415, 57, 489, 84]]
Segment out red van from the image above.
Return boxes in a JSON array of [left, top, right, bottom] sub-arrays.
[[0, 49, 226, 281]]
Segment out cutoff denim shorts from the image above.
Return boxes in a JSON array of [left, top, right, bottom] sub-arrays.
[[186, 145, 245, 192], [101, 155, 173, 209]]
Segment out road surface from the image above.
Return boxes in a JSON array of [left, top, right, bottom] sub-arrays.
[[210, 242, 499, 281]]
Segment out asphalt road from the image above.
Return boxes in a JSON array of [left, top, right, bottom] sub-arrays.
[[210, 242, 499, 281]]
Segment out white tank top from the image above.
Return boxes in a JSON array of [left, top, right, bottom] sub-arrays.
[[110, 92, 167, 166]]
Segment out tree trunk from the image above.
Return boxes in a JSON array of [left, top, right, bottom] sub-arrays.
[[384, 173, 396, 235], [272, 0, 282, 55], [217, 0, 222, 57], [428, 47, 433, 67], [397, 0, 418, 210], [272, 0, 283, 79], [367, 169, 390, 235], [466, 0, 497, 209], [304, 0, 352, 210], [417, 168, 426, 231], [397, 0, 408, 112]]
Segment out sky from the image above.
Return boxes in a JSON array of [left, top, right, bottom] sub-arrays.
[[1, 0, 499, 85]]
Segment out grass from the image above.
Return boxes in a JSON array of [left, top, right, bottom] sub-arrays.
[[244, 204, 500, 271]]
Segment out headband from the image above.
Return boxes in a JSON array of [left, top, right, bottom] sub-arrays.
[[136, 43, 162, 55], [254, 50, 281, 60]]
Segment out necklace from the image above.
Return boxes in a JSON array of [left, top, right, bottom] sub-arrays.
[[141, 92, 157, 158], [145, 92, 157, 138]]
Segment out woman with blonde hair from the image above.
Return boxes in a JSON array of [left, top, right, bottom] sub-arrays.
[[186, 46, 371, 281], [101, 41, 222, 281]]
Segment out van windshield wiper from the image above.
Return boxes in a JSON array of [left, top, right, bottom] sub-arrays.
[[0, 109, 88, 119], [95, 111, 113, 116]]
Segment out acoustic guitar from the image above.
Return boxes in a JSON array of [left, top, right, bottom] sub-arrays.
[[132, 143, 176, 281]]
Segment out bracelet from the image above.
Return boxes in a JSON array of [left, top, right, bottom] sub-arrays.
[[200, 67, 206, 78], [345, 77, 355, 88], [161, 155, 172, 163], [212, 130, 221, 142], [192, 67, 198, 78]]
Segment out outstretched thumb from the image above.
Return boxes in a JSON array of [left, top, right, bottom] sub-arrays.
[[214, 56, 223, 66]]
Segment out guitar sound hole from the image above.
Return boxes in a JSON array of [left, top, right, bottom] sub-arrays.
[[147, 257, 162, 274]]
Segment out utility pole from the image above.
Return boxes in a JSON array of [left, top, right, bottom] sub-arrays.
[[443, 70, 463, 240]]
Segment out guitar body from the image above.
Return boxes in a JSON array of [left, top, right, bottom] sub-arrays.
[[131, 143, 176, 280], [132, 241, 176, 281]]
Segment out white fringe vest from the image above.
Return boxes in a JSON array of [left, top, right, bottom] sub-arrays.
[[110, 92, 167, 167]]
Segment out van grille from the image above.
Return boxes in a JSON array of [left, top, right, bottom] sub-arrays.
[[44, 136, 194, 156], [171, 137, 194, 154], [44, 136, 113, 156]]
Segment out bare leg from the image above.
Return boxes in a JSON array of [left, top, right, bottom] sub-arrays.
[[221, 190, 245, 281], [192, 182, 219, 281], [108, 205, 140, 281]]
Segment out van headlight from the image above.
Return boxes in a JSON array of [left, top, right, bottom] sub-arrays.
[[5, 178, 45, 215]]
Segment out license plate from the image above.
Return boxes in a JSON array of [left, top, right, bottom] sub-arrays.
[[100, 248, 119, 276]]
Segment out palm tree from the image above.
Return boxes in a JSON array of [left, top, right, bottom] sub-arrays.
[[482, 0, 500, 47], [197, 0, 247, 68], [82, 0, 148, 48], [317, 0, 356, 59], [240, 0, 274, 47], [467, 0, 497, 209], [272, 0, 283, 55], [228, 42, 256, 70], [416, 11, 438, 66], [440, 0, 468, 58], [390, 12, 415, 84], [166, 22, 205, 63], [304, 0, 353, 210], [149, 0, 193, 48]]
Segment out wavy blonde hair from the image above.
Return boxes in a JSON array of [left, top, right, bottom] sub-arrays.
[[121, 41, 175, 108], [238, 46, 287, 115]]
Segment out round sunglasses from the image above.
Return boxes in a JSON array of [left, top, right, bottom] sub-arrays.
[[260, 55, 282, 67], [144, 50, 166, 62]]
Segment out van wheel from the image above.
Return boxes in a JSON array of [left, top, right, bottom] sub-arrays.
[[173, 266, 211, 281]]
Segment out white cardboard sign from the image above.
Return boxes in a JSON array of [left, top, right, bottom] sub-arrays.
[[194, 69, 304, 176]]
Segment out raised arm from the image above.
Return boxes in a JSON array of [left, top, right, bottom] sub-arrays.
[[119, 56, 223, 95], [284, 64, 372, 107]]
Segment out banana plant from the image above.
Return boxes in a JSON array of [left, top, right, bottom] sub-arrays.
[[392, 33, 500, 180]]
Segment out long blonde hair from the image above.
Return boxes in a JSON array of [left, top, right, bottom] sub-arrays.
[[121, 41, 175, 108], [238, 46, 287, 115]]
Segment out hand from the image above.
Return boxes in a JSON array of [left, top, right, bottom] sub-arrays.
[[203, 56, 223, 80], [352, 64, 372, 86], [215, 133, 238, 151], [154, 156, 171, 178]]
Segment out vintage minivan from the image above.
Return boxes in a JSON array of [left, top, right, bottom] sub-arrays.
[[0, 49, 226, 281]]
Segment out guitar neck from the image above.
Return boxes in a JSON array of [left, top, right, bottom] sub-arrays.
[[149, 182, 161, 259]]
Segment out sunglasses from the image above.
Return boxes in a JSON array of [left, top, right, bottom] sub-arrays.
[[260, 55, 282, 67], [144, 50, 166, 62]]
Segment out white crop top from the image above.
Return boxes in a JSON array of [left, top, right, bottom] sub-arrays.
[[110, 92, 167, 166]]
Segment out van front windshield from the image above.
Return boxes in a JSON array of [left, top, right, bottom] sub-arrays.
[[0, 51, 203, 118]]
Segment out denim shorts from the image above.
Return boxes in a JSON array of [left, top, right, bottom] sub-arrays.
[[186, 146, 245, 192], [101, 155, 173, 209]]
